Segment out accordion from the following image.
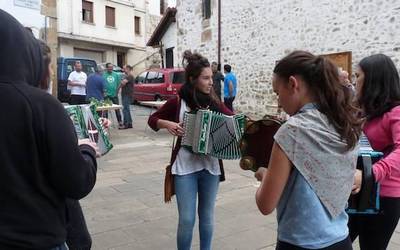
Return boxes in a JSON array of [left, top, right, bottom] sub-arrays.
[[65, 104, 113, 155], [346, 134, 383, 215], [181, 110, 246, 159]]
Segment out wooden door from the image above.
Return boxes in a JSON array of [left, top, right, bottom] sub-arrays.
[[321, 51, 352, 80]]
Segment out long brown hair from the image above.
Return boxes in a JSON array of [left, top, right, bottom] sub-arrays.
[[179, 50, 221, 111], [38, 40, 51, 90], [357, 54, 400, 120], [273, 50, 362, 150]]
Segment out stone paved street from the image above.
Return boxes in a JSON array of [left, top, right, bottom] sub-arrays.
[[81, 105, 400, 250]]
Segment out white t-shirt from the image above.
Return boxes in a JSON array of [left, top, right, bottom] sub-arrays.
[[68, 71, 87, 95], [172, 100, 221, 176]]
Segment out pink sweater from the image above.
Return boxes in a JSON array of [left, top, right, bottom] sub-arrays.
[[364, 105, 400, 197]]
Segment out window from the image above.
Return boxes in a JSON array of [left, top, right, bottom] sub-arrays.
[[82, 1, 93, 23], [202, 0, 211, 19], [170, 72, 185, 84], [135, 72, 147, 83], [153, 73, 164, 83], [135, 16, 141, 35], [105, 6, 115, 27], [145, 71, 158, 83], [160, 0, 165, 15], [166, 47, 174, 68]]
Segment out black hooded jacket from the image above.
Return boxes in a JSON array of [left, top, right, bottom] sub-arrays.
[[0, 10, 97, 249]]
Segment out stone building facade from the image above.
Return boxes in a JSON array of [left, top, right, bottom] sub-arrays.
[[175, 0, 400, 118]]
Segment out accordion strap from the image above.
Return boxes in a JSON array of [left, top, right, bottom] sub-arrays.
[[169, 95, 180, 164], [359, 154, 374, 211]]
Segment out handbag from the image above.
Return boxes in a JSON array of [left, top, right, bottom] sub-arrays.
[[164, 136, 176, 203]]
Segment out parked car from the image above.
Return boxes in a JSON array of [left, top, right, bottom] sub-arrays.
[[57, 57, 96, 103], [133, 68, 185, 102]]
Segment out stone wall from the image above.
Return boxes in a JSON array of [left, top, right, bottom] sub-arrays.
[[176, 0, 400, 119]]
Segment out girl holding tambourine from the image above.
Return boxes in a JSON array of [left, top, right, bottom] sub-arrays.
[[254, 51, 362, 250]]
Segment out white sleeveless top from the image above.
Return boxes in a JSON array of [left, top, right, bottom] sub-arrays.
[[171, 100, 221, 176]]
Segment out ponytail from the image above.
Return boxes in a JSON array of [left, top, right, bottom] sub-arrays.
[[274, 51, 362, 150]]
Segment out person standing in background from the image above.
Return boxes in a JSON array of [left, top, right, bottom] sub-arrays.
[[223, 64, 237, 111], [350, 54, 400, 250], [86, 65, 106, 103], [119, 65, 134, 129], [103, 63, 123, 128], [211, 62, 224, 100], [68, 61, 87, 104]]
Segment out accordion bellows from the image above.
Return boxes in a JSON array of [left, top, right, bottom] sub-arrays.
[[181, 110, 245, 159], [64, 104, 113, 155]]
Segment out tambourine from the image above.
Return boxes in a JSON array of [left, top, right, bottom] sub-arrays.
[[239, 115, 284, 172]]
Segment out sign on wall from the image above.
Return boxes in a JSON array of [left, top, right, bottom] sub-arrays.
[[14, 0, 40, 10]]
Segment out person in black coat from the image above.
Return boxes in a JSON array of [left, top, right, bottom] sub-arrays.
[[0, 9, 98, 250]]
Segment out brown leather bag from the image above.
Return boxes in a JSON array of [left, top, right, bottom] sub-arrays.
[[164, 163, 174, 202], [164, 96, 180, 203]]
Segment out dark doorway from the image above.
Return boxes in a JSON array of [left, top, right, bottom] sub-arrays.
[[117, 52, 126, 68], [166, 47, 174, 68]]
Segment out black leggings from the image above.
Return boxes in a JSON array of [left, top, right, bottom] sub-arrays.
[[276, 236, 352, 250], [348, 196, 400, 250]]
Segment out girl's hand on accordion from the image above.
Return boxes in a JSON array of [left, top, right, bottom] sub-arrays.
[[255, 167, 267, 182], [352, 169, 362, 194], [99, 118, 111, 129], [166, 121, 184, 136]]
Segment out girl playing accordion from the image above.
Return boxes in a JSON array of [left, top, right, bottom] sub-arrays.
[[254, 51, 362, 250], [148, 51, 233, 250]]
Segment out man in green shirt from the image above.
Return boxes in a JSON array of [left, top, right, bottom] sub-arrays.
[[103, 63, 123, 127]]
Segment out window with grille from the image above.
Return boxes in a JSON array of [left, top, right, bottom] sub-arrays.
[[82, 1, 93, 23], [105, 6, 115, 27]]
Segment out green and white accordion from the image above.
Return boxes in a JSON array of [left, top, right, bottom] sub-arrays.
[[181, 110, 245, 159], [65, 104, 113, 155]]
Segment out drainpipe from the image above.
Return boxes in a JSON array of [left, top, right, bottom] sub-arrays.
[[160, 41, 165, 68], [217, 0, 221, 65]]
